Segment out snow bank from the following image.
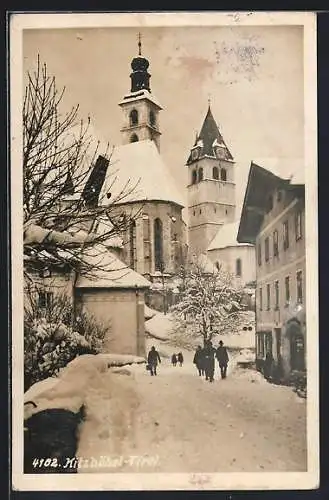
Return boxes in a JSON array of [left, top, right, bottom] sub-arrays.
[[144, 304, 158, 320], [221, 329, 255, 350], [24, 355, 110, 420], [97, 353, 146, 366], [145, 312, 176, 341]]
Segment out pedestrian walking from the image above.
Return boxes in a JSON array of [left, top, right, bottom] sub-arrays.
[[147, 346, 161, 376], [171, 353, 177, 367], [177, 352, 184, 367], [203, 340, 215, 382], [215, 340, 229, 379], [193, 346, 205, 376]]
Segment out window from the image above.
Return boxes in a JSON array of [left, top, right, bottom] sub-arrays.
[[257, 243, 262, 266], [212, 166, 219, 180], [220, 168, 227, 181], [38, 291, 53, 309], [129, 109, 138, 126], [265, 237, 270, 262], [295, 211, 302, 241], [214, 207, 217, 213], [198, 168, 203, 182], [285, 276, 290, 304], [154, 218, 163, 271], [274, 280, 279, 310], [259, 287, 263, 311], [193, 210, 196, 216], [277, 190, 282, 202], [149, 110, 156, 127], [143, 215, 151, 273], [130, 133, 139, 143], [273, 229, 279, 257], [199, 209, 202, 214], [257, 333, 265, 358], [236, 258, 242, 277], [266, 283, 271, 310], [191, 170, 197, 184], [296, 270, 303, 303], [283, 220, 289, 250], [129, 220, 137, 270]]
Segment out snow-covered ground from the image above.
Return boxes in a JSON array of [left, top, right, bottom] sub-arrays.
[[76, 328, 306, 473]]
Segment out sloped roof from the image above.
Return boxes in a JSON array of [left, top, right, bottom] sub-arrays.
[[98, 140, 185, 207], [237, 161, 305, 244], [208, 221, 253, 251], [187, 106, 233, 164], [75, 244, 150, 289]]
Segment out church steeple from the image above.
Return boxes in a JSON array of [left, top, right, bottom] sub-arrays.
[[118, 35, 162, 150], [130, 33, 151, 93], [186, 103, 236, 255], [187, 104, 233, 165]]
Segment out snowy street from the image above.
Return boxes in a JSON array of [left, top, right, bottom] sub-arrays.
[[76, 344, 307, 474]]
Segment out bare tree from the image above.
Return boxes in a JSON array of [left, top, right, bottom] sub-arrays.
[[23, 56, 141, 277], [171, 259, 247, 345]]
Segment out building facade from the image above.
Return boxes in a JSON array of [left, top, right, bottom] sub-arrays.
[[207, 221, 256, 288], [237, 162, 306, 382], [186, 106, 236, 255]]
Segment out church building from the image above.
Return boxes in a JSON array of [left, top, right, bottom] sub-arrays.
[[96, 39, 187, 279]]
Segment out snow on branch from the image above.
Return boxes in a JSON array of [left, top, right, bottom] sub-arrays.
[[23, 56, 141, 278]]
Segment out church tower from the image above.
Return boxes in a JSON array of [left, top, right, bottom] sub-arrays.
[[118, 34, 162, 150], [187, 105, 236, 255]]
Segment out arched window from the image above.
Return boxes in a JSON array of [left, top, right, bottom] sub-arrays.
[[198, 168, 204, 182], [149, 110, 156, 127], [213, 166, 219, 180], [191, 170, 197, 184], [236, 258, 242, 277], [220, 168, 227, 181], [129, 220, 137, 270], [130, 109, 138, 126], [154, 218, 163, 271], [130, 133, 139, 143]]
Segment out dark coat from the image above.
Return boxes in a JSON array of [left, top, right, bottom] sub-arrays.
[[216, 346, 229, 366], [177, 352, 184, 363], [193, 349, 204, 366], [148, 349, 161, 366]]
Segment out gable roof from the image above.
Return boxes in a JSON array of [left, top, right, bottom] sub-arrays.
[[98, 140, 185, 207], [187, 106, 233, 164], [208, 221, 253, 251], [75, 244, 151, 289], [237, 161, 305, 244]]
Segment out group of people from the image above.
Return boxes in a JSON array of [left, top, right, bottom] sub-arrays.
[[171, 352, 184, 367], [193, 340, 229, 382], [147, 341, 229, 382]]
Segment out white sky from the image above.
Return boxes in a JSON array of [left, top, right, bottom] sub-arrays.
[[23, 24, 304, 216]]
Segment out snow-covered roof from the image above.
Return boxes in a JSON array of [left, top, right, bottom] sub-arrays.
[[98, 140, 185, 207], [75, 244, 150, 289], [23, 223, 93, 246], [208, 221, 253, 251], [118, 89, 162, 110], [252, 158, 305, 185]]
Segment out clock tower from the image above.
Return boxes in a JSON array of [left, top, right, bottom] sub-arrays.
[[187, 105, 236, 255], [118, 35, 162, 151]]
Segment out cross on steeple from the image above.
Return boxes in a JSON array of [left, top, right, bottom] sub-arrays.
[[138, 32, 142, 56]]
